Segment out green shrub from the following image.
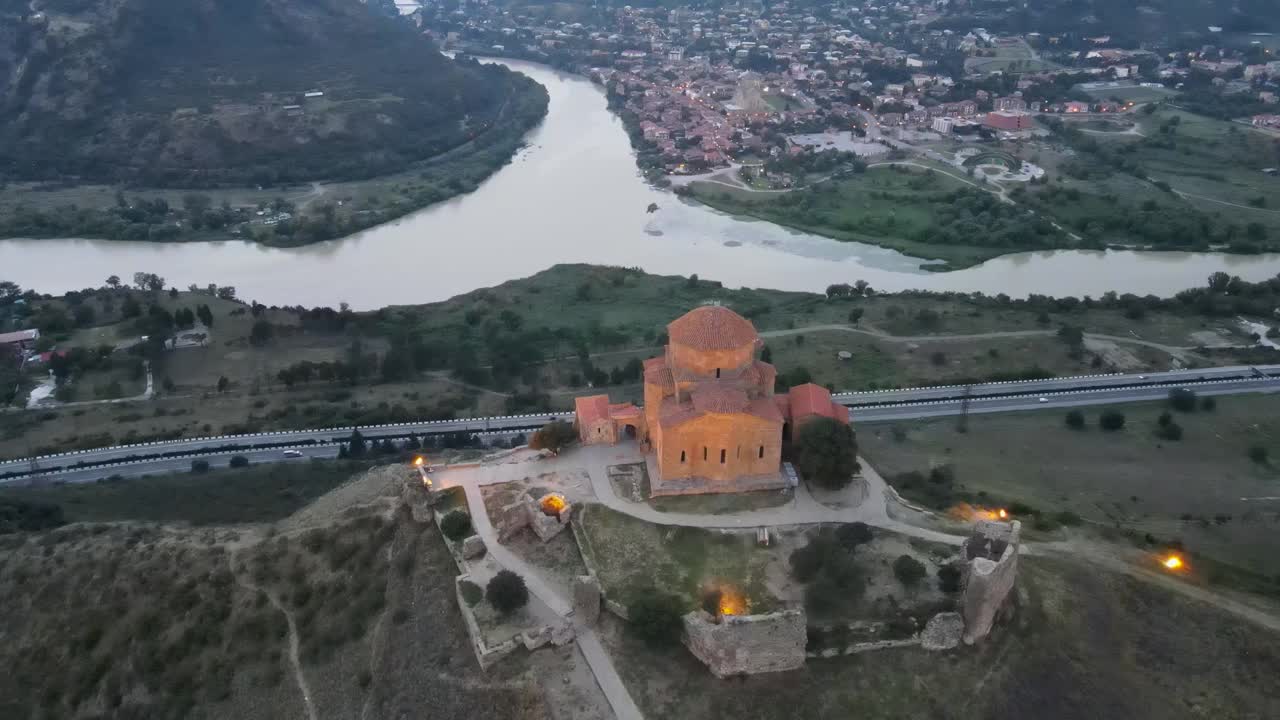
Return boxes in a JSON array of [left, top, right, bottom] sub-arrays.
[[191, 459, 210, 473], [1156, 421, 1183, 441], [1168, 388, 1198, 412], [1248, 445, 1269, 465], [794, 417, 859, 490], [486, 570, 529, 614], [884, 615, 917, 639], [229, 455, 250, 468], [439, 510, 472, 541], [835, 521, 873, 549], [529, 420, 577, 455], [789, 541, 826, 583], [937, 564, 963, 594], [1099, 410, 1126, 431], [806, 573, 862, 616], [1064, 409, 1085, 429], [459, 580, 483, 606], [1032, 514, 1061, 532], [627, 587, 686, 646], [892, 555, 927, 588], [1055, 510, 1083, 527]]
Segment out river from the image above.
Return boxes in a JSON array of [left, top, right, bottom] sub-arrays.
[[1, 59, 1277, 309]]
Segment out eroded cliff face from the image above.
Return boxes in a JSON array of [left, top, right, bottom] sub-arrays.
[[0, 0, 539, 186]]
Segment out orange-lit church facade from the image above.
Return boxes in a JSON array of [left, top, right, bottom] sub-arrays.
[[575, 306, 849, 496]]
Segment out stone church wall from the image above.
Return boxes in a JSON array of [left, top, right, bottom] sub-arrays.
[[657, 413, 782, 484]]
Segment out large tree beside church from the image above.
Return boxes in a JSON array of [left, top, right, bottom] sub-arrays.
[[794, 417, 859, 490]]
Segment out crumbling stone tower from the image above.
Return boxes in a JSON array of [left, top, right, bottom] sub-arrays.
[[960, 519, 1021, 644]]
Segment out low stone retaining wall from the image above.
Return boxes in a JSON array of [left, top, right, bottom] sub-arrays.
[[883, 484, 935, 516], [454, 575, 522, 669], [806, 637, 921, 658], [432, 508, 472, 574]]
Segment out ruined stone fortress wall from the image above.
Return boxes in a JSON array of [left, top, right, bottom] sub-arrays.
[[961, 519, 1021, 644], [682, 609, 807, 677]]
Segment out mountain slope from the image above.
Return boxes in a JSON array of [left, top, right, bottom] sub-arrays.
[[0, 0, 546, 187], [943, 0, 1279, 43]]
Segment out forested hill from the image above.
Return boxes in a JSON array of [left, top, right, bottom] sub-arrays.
[[0, 0, 547, 187], [938, 0, 1279, 44]]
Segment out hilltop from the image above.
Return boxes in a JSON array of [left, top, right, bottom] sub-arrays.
[[947, 0, 1278, 40], [0, 0, 546, 188]]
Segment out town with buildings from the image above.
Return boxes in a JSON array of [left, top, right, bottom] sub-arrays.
[[421, 0, 1280, 175]]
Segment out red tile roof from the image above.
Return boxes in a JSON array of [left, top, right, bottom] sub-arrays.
[[657, 394, 783, 427], [786, 383, 849, 424], [691, 386, 750, 414], [608, 403, 642, 420], [747, 396, 785, 424], [667, 306, 759, 351], [574, 395, 611, 426], [657, 400, 702, 427], [644, 357, 674, 392]]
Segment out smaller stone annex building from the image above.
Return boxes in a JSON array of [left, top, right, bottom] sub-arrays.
[[575, 305, 849, 496]]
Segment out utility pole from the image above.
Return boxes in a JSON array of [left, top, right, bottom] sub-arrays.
[[957, 383, 972, 433], [23, 443, 47, 486]]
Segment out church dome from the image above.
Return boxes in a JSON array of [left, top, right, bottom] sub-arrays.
[[667, 306, 759, 351]]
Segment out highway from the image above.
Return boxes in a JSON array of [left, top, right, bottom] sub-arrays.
[[2, 364, 1276, 485], [40, 445, 344, 484]]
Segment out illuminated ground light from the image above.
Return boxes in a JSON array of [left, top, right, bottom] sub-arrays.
[[1162, 554, 1185, 571], [702, 584, 749, 619], [540, 494, 567, 516], [947, 503, 1013, 522]]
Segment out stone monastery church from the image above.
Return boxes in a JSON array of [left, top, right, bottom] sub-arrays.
[[574, 305, 849, 496]]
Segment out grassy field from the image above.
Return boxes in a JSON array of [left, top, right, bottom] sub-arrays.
[[1134, 108, 1280, 221], [688, 165, 1022, 269], [861, 393, 1280, 577], [0, 460, 373, 525], [1080, 85, 1180, 103], [764, 329, 1175, 391], [1040, 107, 1280, 240], [576, 503, 778, 611], [603, 555, 1280, 720], [0, 466, 559, 720], [964, 41, 1060, 75]]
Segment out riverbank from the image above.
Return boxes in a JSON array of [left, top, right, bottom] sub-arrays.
[[0, 73, 548, 249], [683, 164, 1064, 271], [4, 59, 1280, 307]]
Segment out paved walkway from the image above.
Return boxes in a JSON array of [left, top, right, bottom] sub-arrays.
[[461, 482, 572, 615], [442, 444, 966, 541], [436, 446, 972, 720], [457, 479, 643, 720]]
